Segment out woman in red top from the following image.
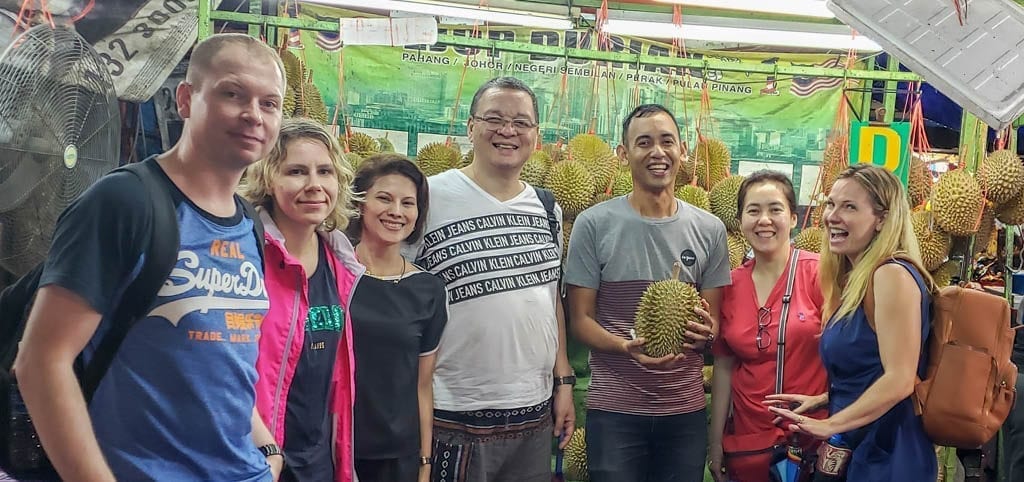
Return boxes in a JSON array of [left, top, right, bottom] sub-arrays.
[[707, 170, 828, 482]]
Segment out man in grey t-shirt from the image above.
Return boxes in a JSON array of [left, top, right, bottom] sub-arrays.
[[564, 104, 731, 482]]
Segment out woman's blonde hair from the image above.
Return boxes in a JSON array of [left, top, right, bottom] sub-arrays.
[[239, 117, 357, 231], [819, 164, 935, 324]]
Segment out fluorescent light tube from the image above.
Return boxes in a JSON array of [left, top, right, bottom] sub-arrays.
[[654, 0, 835, 19], [309, 0, 574, 30], [601, 19, 881, 51]]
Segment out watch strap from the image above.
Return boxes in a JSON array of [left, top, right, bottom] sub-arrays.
[[553, 375, 576, 387], [258, 443, 282, 458]]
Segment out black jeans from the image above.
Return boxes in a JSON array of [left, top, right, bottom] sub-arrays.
[[585, 408, 707, 482], [1002, 372, 1024, 482]]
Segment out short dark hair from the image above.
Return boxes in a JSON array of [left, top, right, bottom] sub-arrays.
[[621, 104, 679, 146], [346, 153, 430, 244], [469, 76, 539, 121], [735, 169, 798, 218]]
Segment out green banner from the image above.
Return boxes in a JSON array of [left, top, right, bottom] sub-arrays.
[[290, 4, 865, 204]]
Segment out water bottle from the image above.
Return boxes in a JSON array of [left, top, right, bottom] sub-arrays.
[[6, 383, 49, 473], [812, 434, 852, 481]]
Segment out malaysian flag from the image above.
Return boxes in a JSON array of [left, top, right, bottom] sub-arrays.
[[789, 57, 845, 97], [284, 3, 304, 49]]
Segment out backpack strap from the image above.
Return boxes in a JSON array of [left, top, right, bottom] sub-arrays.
[[79, 160, 180, 402], [533, 186, 560, 246], [775, 249, 801, 395], [237, 195, 265, 263]]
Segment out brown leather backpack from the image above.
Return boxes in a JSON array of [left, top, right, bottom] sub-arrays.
[[863, 255, 1017, 448]]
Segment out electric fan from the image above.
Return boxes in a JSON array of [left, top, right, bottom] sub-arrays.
[[0, 23, 120, 277]]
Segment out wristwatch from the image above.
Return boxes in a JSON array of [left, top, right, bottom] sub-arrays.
[[419, 455, 432, 466], [258, 443, 282, 458], [553, 375, 577, 387]]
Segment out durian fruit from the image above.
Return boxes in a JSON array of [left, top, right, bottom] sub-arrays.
[[727, 231, 750, 269], [908, 154, 932, 208], [563, 428, 589, 482], [279, 49, 305, 91], [281, 86, 296, 117], [930, 260, 959, 288], [675, 154, 695, 187], [561, 219, 574, 263], [592, 192, 614, 205], [675, 184, 710, 211], [377, 136, 395, 152], [693, 137, 731, 190], [634, 262, 704, 358], [820, 138, 847, 195], [343, 152, 363, 171], [416, 143, 462, 177], [702, 365, 714, 392], [709, 175, 745, 232], [793, 226, 824, 253], [978, 149, 1024, 205], [931, 169, 984, 237], [542, 142, 565, 164], [810, 203, 827, 227], [295, 81, 328, 125], [546, 160, 595, 218], [911, 210, 950, 272], [521, 150, 553, 187], [997, 191, 1024, 226], [609, 167, 633, 197], [460, 149, 473, 168], [974, 205, 997, 256], [568, 134, 617, 194], [346, 132, 380, 158]]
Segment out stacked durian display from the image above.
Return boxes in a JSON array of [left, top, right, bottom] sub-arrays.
[[280, 49, 329, 125], [415, 142, 462, 177], [563, 428, 589, 482]]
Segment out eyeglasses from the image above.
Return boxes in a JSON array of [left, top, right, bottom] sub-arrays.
[[756, 306, 771, 351], [471, 115, 537, 133]]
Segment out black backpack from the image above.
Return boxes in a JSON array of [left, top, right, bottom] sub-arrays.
[[0, 159, 265, 479]]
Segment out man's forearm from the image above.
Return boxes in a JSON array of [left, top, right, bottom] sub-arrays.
[[16, 360, 114, 482]]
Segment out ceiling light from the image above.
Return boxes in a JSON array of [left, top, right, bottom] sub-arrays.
[[654, 0, 835, 19], [309, 0, 574, 30], [601, 19, 881, 51]]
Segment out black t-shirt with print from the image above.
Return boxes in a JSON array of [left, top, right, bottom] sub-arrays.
[[352, 270, 448, 459], [283, 241, 343, 481]]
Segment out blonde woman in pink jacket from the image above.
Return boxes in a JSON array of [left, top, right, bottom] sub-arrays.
[[241, 117, 363, 482]]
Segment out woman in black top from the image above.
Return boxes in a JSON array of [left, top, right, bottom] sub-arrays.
[[346, 153, 448, 482]]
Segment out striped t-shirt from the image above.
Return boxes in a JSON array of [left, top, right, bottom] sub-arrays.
[[564, 196, 731, 415]]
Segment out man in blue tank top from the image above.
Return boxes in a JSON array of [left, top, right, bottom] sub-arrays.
[[13, 33, 286, 481]]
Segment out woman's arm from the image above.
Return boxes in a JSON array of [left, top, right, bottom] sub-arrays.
[[417, 353, 437, 482], [707, 355, 735, 481]]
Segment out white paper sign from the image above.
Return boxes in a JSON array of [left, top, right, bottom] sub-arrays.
[[340, 16, 438, 46]]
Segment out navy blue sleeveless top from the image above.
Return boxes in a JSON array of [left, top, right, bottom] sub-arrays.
[[819, 259, 937, 481]]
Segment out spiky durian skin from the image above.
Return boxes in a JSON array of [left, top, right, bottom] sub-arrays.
[[709, 175, 744, 232], [931, 169, 983, 237], [931, 260, 959, 288], [343, 152, 363, 171], [911, 211, 950, 272], [546, 160, 595, 218], [974, 206, 997, 256], [978, 149, 1024, 205], [727, 231, 750, 269], [280, 49, 305, 91], [568, 134, 617, 193], [908, 155, 932, 208], [377, 137, 395, 152], [564, 428, 589, 482], [998, 191, 1024, 226], [610, 168, 633, 197], [793, 227, 824, 253], [634, 280, 703, 358], [675, 185, 710, 211], [693, 138, 731, 190], [820, 138, 846, 195], [460, 149, 473, 168], [295, 81, 328, 125], [416, 143, 462, 177], [521, 150, 553, 187], [281, 86, 296, 117], [347, 132, 380, 158]]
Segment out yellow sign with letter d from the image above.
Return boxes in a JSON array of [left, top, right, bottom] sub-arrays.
[[848, 121, 910, 187]]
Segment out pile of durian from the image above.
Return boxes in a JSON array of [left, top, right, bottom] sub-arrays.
[[280, 49, 329, 125]]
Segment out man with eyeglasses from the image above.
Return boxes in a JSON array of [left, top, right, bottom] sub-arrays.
[[408, 77, 575, 482], [564, 104, 730, 482]]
